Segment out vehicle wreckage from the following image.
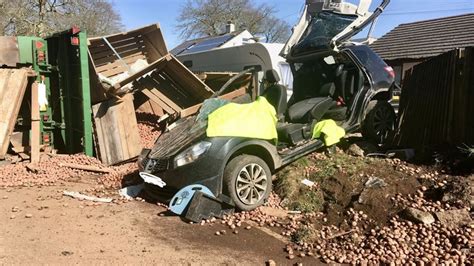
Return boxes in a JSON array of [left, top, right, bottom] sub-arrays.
[[138, 0, 396, 215]]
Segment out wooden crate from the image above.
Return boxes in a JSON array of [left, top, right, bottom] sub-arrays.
[[88, 24, 168, 80], [88, 24, 213, 108]]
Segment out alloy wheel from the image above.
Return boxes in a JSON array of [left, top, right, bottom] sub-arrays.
[[235, 163, 268, 205]]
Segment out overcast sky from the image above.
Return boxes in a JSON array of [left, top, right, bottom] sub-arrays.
[[114, 0, 474, 49]]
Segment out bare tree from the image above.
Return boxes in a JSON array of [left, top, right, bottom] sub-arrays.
[[176, 0, 291, 43], [55, 0, 123, 37], [0, 0, 123, 37], [261, 16, 292, 43]]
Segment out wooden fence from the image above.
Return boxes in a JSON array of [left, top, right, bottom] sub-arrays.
[[394, 47, 474, 152]]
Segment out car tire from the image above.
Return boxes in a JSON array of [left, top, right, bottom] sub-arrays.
[[223, 155, 272, 211], [362, 100, 396, 145]]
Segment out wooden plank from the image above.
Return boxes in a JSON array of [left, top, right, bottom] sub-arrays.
[[111, 55, 171, 91], [0, 36, 20, 67], [166, 56, 213, 101], [96, 60, 127, 73], [98, 64, 128, 78], [92, 94, 142, 165], [30, 82, 40, 163], [0, 69, 29, 159], [141, 88, 176, 114], [148, 70, 197, 108], [93, 52, 145, 69], [142, 34, 167, 62], [88, 24, 163, 45], [89, 38, 144, 57], [149, 88, 182, 112], [92, 45, 145, 66], [0, 70, 11, 101], [59, 162, 113, 173]]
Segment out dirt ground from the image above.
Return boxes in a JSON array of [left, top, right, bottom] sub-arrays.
[[0, 177, 313, 265], [0, 140, 472, 264]]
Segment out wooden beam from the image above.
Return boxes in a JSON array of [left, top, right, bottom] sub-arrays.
[[141, 89, 176, 115], [30, 82, 40, 163]]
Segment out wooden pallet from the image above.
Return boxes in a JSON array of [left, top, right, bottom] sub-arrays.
[[0, 68, 29, 159]]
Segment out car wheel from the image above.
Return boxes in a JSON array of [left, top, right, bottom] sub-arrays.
[[362, 100, 396, 145], [223, 155, 272, 211]]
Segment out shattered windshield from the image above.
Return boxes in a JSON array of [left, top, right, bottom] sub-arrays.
[[292, 11, 357, 56]]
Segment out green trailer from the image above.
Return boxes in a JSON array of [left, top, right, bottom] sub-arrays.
[[0, 28, 94, 156]]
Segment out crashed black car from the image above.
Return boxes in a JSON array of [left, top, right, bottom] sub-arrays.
[[138, 0, 396, 211]]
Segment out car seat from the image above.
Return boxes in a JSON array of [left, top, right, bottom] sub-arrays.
[[286, 82, 337, 123], [261, 70, 287, 121]]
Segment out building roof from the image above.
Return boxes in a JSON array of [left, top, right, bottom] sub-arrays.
[[171, 30, 245, 56], [370, 13, 474, 61]]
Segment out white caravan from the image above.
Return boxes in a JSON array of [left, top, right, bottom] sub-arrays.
[[175, 42, 294, 99]]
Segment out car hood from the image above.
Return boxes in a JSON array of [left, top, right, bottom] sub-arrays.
[[149, 117, 207, 159], [281, 0, 390, 59]]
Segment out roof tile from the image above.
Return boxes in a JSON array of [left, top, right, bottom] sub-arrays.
[[370, 13, 474, 60]]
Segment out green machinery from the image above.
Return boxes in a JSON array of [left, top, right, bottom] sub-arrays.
[[4, 28, 94, 156]]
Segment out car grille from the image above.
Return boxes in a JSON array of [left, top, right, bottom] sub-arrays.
[[144, 158, 170, 173]]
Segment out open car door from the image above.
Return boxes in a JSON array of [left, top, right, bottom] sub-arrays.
[[281, 0, 390, 59]]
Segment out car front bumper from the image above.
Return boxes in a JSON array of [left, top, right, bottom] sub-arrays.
[[138, 145, 226, 201]]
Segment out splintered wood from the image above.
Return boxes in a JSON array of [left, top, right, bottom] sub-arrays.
[[0, 69, 29, 159], [92, 94, 142, 165]]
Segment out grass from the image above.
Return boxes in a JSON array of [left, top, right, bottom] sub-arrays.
[[291, 224, 317, 244], [274, 152, 368, 213]]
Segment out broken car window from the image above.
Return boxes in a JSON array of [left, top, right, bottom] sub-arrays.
[[292, 11, 357, 55]]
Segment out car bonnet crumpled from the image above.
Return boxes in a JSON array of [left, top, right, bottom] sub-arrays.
[[206, 96, 278, 140]]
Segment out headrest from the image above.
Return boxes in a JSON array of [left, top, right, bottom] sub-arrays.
[[264, 69, 280, 83]]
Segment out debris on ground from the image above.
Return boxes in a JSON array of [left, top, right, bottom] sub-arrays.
[[364, 176, 387, 188], [63, 191, 113, 203], [401, 207, 435, 224], [119, 184, 144, 200]]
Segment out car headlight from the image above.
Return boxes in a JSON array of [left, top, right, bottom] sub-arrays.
[[174, 141, 212, 167]]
